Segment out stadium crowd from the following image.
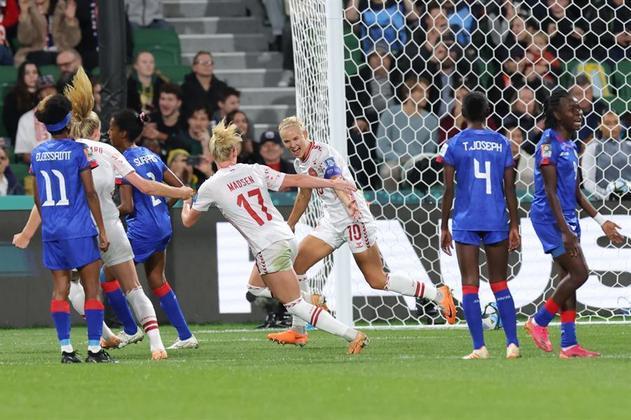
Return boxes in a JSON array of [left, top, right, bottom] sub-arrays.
[[0, 0, 630, 199]]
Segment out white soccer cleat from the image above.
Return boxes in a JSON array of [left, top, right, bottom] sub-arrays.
[[167, 335, 199, 350], [506, 343, 521, 359], [116, 328, 144, 349], [462, 346, 490, 360]]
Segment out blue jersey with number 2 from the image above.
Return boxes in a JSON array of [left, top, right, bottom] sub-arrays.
[[442, 128, 514, 231], [30, 139, 98, 241], [123, 147, 172, 242]]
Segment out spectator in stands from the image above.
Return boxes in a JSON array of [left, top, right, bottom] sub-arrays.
[[126, 0, 171, 29], [402, 1, 448, 75], [487, 1, 528, 51], [0, 24, 14, 65], [226, 109, 255, 163], [166, 148, 201, 189], [504, 120, 534, 192], [127, 51, 166, 114], [503, 85, 540, 155], [439, 85, 498, 143], [256, 129, 295, 174], [346, 45, 400, 128], [582, 111, 631, 200], [55, 48, 81, 90], [212, 87, 240, 124], [0, 0, 19, 44], [144, 82, 186, 160], [0, 145, 23, 195], [570, 73, 608, 145], [14, 74, 55, 163], [525, 31, 560, 86], [348, 117, 379, 190], [91, 76, 102, 114], [495, 14, 530, 64], [376, 78, 438, 189], [176, 105, 211, 156], [15, 0, 81, 66], [345, 0, 419, 57], [2, 60, 39, 142], [532, 0, 587, 61], [74, 0, 98, 71], [181, 51, 228, 119]]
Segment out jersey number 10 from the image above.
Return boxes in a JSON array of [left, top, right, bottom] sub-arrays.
[[237, 188, 273, 226], [474, 159, 492, 195]]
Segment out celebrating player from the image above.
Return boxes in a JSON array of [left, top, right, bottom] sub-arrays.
[[439, 92, 521, 360], [110, 109, 198, 350], [259, 116, 456, 347], [13, 68, 194, 359], [180, 120, 369, 354], [29, 93, 112, 363], [525, 89, 624, 358]]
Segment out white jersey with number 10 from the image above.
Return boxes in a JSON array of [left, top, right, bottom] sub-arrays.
[[193, 163, 294, 254]]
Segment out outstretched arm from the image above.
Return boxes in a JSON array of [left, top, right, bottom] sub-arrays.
[[162, 168, 186, 208], [125, 171, 194, 200]]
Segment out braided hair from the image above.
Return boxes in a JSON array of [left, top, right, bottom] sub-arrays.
[[544, 88, 572, 130]]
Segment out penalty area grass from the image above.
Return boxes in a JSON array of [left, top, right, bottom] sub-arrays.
[[0, 324, 629, 419]]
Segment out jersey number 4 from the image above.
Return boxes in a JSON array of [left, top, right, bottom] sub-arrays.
[[474, 159, 492, 195], [237, 188, 273, 226], [40, 170, 69, 206]]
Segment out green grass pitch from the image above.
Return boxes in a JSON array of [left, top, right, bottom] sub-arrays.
[[1, 323, 630, 419]]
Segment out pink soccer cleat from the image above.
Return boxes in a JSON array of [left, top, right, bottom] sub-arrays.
[[559, 345, 601, 359], [525, 318, 552, 352]]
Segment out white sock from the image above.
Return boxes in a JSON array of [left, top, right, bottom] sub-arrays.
[[385, 273, 438, 301], [88, 344, 101, 353], [247, 284, 273, 298], [61, 343, 74, 353], [291, 275, 310, 334], [284, 297, 357, 342], [68, 281, 85, 316], [127, 287, 164, 351]]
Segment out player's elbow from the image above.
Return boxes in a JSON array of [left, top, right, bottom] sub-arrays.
[[118, 202, 134, 216]]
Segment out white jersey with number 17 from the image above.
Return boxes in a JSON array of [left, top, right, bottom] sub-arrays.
[[193, 163, 294, 254]]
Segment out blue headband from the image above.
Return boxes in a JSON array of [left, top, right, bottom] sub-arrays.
[[45, 112, 72, 132]]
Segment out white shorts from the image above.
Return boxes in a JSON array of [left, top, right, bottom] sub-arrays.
[[311, 218, 377, 254], [255, 239, 298, 275], [100, 219, 134, 267]]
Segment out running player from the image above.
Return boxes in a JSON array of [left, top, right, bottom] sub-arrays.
[[439, 92, 521, 360], [110, 109, 198, 350], [180, 120, 368, 354], [525, 89, 624, 358], [13, 68, 194, 359], [260, 116, 456, 346], [30, 93, 112, 363]]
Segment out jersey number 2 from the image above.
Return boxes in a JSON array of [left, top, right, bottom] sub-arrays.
[[40, 170, 69, 206], [474, 159, 492, 195], [237, 188, 273, 226], [146, 172, 163, 207]]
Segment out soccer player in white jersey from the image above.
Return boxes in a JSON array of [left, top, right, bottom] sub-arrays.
[[256, 116, 456, 346], [181, 120, 369, 354], [12, 68, 194, 360]]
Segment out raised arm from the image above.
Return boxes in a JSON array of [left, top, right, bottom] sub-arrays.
[[440, 164, 455, 255], [504, 167, 521, 251], [12, 205, 42, 249], [80, 168, 109, 252], [286, 187, 312, 231]]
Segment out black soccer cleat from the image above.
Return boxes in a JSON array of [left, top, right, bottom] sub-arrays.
[[85, 349, 117, 363], [61, 351, 82, 364]]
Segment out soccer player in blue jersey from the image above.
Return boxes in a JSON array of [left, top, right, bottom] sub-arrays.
[[109, 110, 198, 350], [30, 94, 114, 363], [525, 89, 623, 358], [440, 92, 521, 360]]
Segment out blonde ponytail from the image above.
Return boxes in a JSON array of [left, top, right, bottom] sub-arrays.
[[210, 119, 242, 162], [64, 67, 101, 139]]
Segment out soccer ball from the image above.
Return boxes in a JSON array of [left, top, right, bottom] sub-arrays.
[[482, 302, 502, 330]]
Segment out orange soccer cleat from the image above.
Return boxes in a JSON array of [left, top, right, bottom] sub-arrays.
[[525, 318, 553, 352], [100, 335, 122, 349], [267, 329, 309, 346], [437, 285, 457, 324], [151, 349, 168, 361], [347, 331, 369, 355], [559, 345, 600, 359]]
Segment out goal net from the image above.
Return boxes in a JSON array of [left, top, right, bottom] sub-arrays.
[[288, 0, 631, 326]]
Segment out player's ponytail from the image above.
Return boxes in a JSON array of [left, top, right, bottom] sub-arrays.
[[111, 109, 145, 143], [64, 66, 100, 139], [210, 119, 242, 162], [544, 88, 571, 130]]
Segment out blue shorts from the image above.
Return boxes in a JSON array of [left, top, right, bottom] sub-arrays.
[[452, 230, 508, 246], [130, 235, 171, 264], [43, 236, 100, 270], [531, 220, 581, 258]]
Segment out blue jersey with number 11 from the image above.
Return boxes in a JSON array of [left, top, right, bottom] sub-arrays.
[[123, 147, 172, 242], [441, 128, 514, 231]]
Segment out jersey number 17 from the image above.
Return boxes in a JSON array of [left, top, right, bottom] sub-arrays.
[[237, 188, 273, 226]]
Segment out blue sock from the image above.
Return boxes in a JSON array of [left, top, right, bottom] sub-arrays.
[[50, 300, 71, 350], [154, 282, 192, 340], [102, 280, 138, 335], [85, 299, 104, 350], [533, 298, 560, 327], [462, 285, 484, 350], [491, 281, 519, 346], [560, 310, 578, 348]]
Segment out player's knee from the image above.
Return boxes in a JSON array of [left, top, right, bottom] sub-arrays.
[[366, 274, 387, 290]]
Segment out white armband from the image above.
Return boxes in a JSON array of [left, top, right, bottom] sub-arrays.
[[593, 213, 606, 227]]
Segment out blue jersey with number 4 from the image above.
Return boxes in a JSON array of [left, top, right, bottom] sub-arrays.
[[123, 147, 172, 242], [30, 139, 98, 241], [530, 129, 579, 224], [442, 128, 514, 231]]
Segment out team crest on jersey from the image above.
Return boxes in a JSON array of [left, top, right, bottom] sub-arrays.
[[324, 157, 336, 168], [542, 144, 552, 159], [438, 142, 449, 157], [308, 167, 318, 177]]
